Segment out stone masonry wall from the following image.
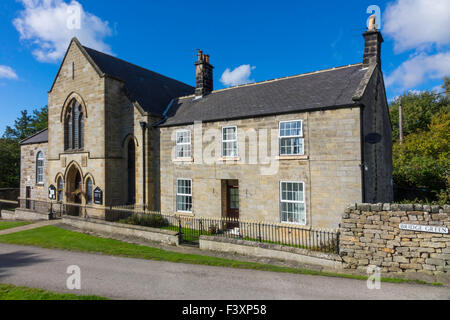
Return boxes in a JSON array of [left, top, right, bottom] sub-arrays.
[[339, 203, 449, 275]]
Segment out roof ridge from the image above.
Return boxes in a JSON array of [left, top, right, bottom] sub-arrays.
[[82, 45, 194, 88], [176, 63, 363, 100]]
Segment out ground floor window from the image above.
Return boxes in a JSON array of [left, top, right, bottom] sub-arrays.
[[177, 179, 192, 212], [57, 177, 63, 202], [280, 181, 306, 225], [86, 178, 93, 204]]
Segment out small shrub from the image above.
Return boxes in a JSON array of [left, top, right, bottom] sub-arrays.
[[120, 214, 168, 228]]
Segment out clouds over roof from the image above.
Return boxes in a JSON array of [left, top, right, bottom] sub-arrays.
[[13, 0, 112, 63]]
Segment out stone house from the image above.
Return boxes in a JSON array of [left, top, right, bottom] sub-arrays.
[[19, 19, 393, 228]]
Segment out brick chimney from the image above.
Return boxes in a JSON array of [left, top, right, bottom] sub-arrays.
[[363, 15, 383, 68], [195, 50, 214, 97]]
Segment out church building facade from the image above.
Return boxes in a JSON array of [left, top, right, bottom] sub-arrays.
[[19, 19, 393, 228]]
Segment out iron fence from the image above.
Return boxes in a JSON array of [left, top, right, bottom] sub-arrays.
[[106, 207, 339, 253]]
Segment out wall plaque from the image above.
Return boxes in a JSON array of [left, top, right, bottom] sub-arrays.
[[94, 187, 103, 205], [399, 223, 448, 234]]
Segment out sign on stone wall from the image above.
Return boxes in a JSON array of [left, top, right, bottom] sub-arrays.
[[48, 185, 56, 200], [94, 187, 103, 205], [399, 223, 448, 234]]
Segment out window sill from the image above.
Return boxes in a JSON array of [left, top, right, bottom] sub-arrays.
[[175, 211, 194, 217], [277, 155, 309, 160], [63, 149, 85, 154], [173, 157, 194, 163], [35, 183, 44, 187], [217, 157, 241, 162]]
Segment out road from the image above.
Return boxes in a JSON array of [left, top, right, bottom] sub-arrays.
[[0, 243, 448, 300]]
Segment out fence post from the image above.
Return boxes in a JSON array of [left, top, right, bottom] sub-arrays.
[[0, 202, 3, 218], [50, 202, 53, 220], [178, 218, 183, 243], [258, 223, 262, 242]]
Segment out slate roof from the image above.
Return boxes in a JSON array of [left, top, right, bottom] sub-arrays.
[[161, 63, 368, 127], [20, 129, 48, 145], [82, 46, 195, 116]]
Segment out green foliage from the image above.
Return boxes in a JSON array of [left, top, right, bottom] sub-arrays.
[[390, 82, 450, 204], [120, 213, 169, 228], [0, 106, 48, 188], [0, 284, 107, 300]]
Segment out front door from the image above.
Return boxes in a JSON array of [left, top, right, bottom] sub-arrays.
[[226, 183, 239, 228]]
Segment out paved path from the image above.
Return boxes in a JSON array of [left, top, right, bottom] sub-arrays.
[[0, 220, 59, 236], [0, 243, 448, 300]]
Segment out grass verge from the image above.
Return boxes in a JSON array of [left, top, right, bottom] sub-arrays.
[[0, 225, 441, 286], [0, 220, 32, 231], [0, 284, 107, 300]]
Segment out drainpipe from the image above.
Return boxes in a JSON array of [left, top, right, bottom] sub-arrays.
[[140, 121, 147, 210]]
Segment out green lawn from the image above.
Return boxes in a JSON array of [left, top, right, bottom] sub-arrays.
[[0, 284, 107, 300], [0, 220, 32, 231], [0, 225, 440, 286]]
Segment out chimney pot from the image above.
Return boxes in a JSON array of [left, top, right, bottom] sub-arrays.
[[368, 15, 377, 31]]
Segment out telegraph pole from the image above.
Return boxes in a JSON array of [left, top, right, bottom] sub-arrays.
[[399, 98, 403, 144]]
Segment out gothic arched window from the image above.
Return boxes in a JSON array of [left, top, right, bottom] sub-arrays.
[[86, 178, 93, 204], [64, 100, 84, 151], [57, 177, 63, 202]]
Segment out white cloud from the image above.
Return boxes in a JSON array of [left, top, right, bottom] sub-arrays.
[[220, 65, 256, 87], [384, 0, 450, 53], [0, 65, 18, 79], [386, 52, 450, 89], [13, 0, 112, 63]]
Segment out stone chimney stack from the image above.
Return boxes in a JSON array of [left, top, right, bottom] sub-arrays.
[[363, 15, 384, 68], [195, 50, 214, 97]]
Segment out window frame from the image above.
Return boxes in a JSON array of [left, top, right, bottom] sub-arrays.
[[278, 120, 304, 156], [86, 178, 93, 205], [36, 151, 44, 185], [175, 129, 192, 159], [57, 177, 64, 202], [279, 180, 306, 225], [221, 126, 238, 158], [176, 178, 193, 213]]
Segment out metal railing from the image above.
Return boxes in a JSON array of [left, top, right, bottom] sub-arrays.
[[106, 207, 339, 253]]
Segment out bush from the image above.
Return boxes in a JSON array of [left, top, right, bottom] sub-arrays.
[[120, 214, 169, 228]]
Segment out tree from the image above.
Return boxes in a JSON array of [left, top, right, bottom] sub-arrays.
[[389, 91, 449, 143], [0, 106, 48, 188], [390, 80, 450, 204]]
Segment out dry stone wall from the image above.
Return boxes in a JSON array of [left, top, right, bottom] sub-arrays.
[[339, 203, 449, 275]]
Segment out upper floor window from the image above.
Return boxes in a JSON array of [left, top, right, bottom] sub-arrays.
[[176, 130, 191, 158], [279, 120, 304, 156], [222, 126, 238, 157], [65, 99, 84, 151], [36, 152, 44, 184]]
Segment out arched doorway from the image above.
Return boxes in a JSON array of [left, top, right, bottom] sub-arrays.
[[66, 163, 83, 216], [127, 140, 136, 204]]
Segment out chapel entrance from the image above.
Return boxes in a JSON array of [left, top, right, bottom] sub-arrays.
[[66, 164, 83, 216]]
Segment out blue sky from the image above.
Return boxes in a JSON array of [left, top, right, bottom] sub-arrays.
[[0, 0, 449, 134]]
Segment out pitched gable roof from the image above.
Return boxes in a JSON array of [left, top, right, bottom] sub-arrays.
[[50, 38, 194, 117], [20, 129, 48, 145], [161, 64, 368, 127], [82, 46, 195, 116]]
